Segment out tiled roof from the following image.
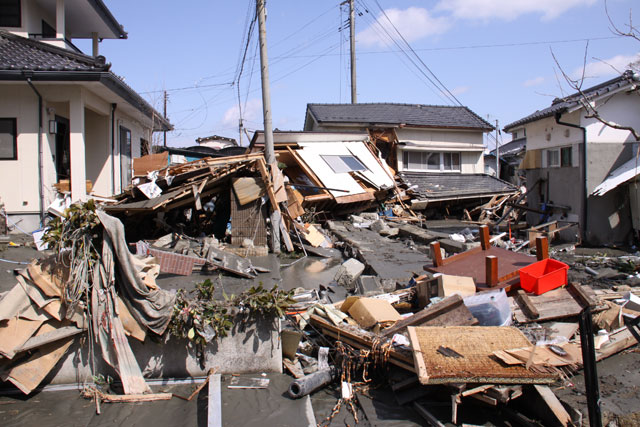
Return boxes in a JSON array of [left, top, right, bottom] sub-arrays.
[[488, 137, 526, 157], [0, 30, 171, 131], [504, 70, 640, 130], [306, 103, 494, 131], [0, 30, 110, 72], [399, 172, 518, 201]]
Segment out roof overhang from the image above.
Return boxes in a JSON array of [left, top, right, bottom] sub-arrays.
[[592, 157, 640, 196], [34, 0, 127, 39], [0, 70, 170, 131]]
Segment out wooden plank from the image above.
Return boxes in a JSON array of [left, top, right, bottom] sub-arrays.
[[208, 373, 222, 427], [480, 225, 490, 250], [532, 385, 571, 426], [334, 192, 375, 204], [486, 255, 498, 287], [516, 290, 539, 319], [510, 285, 598, 323], [256, 158, 279, 211], [285, 146, 328, 192], [381, 295, 476, 338], [27, 261, 64, 298], [232, 177, 266, 206], [568, 282, 596, 309], [536, 236, 549, 261], [100, 393, 173, 402], [110, 315, 151, 395], [596, 328, 637, 361], [430, 242, 443, 267]]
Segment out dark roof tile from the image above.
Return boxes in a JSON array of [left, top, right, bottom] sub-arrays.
[[399, 172, 517, 200], [307, 103, 494, 130]]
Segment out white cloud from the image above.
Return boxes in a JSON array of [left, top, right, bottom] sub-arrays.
[[572, 53, 640, 79], [436, 0, 596, 21], [357, 7, 451, 47], [451, 86, 470, 96], [523, 76, 545, 87], [221, 99, 262, 129]]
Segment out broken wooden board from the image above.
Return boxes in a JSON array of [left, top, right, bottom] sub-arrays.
[[381, 294, 477, 338], [531, 385, 572, 427], [232, 177, 266, 206], [2, 335, 74, 394], [111, 315, 152, 395], [406, 326, 557, 385], [117, 297, 146, 342], [0, 317, 46, 359], [510, 285, 599, 323], [0, 283, 32, 321], [16, 324, 85, 353], [27, 259, 65, 298]]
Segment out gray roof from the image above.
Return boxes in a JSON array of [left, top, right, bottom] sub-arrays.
[[306, 103, 494, 131], [488, 137, 526, 158], [504, 70, 640, 131], [0, 30, 171, 131], [0, 30, 110, 72], [399, 172, 518, 201]]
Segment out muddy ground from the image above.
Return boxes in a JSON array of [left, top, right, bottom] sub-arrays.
[[1, 228, 640, 426]]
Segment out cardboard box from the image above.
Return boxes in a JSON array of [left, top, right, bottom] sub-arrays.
[[348, 297, 401, 329], [439, 274, 476, 297]]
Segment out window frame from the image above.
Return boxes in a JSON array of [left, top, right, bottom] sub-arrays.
[[545, 146, 574, 168], [402, 150, 461, 173], [0, 118, 17, 161]]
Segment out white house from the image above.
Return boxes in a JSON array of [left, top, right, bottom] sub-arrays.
[[0, 0, 170, 232], [504, 70, 640, 245], [303, 103, 516, 207]]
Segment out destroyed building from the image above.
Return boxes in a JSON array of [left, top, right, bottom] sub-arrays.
[[505, 70, 640, 245], [303, 103, 518, 211]]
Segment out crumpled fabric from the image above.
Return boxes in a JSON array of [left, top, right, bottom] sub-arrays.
[[97, 210, 175, 335]]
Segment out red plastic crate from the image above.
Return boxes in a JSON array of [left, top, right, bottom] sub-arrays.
[[518, 259, 569, 295]]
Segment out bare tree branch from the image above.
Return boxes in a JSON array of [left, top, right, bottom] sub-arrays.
[[606, 0, 640, 43]]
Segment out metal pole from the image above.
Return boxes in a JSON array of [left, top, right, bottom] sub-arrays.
[[349, 0, 357, 104], [257, 0, 275, 165], [495, 119, 500, 179]]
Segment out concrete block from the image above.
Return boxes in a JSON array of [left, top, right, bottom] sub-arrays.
[[334, 258, 365, 288], [355, 275, 384, 296]]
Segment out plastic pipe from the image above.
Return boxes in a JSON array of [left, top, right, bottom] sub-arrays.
[[288, 367, 336, 399]]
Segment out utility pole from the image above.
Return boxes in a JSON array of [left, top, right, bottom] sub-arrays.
[[163, 90, 168, 147], [257, 0, 275, 165], [495, 119, 500, 179], [349, 0, 357, 104], [238, 118, 243, 146]]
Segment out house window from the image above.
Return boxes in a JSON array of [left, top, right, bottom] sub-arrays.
[[0, 118, 17, 160], [42, 20, 55, 38], [120, 126, 132, 188], [403, 151, 460, 172], [545, 146, 574, 168], [321, 155, 367, 173], [0, 0, 21, 27]]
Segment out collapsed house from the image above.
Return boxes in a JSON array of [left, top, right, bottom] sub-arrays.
[[302, 103, 519, 212], [505, 70, 640, 245]]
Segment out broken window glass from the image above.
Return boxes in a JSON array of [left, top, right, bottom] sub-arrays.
[[321, 155, 367, 173]]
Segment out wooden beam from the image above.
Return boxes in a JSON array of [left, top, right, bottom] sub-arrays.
[[536, 236, 549, 261], [430, 241, 443, 267], [480, 225, 491, 250], [486, 255, 498, 287]]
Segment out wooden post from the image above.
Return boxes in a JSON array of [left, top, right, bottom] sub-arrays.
[[480, 225, 491, 250], [536, 236, 549, 261], [486, 255, 498, 287], [430, 241, 443, 267]]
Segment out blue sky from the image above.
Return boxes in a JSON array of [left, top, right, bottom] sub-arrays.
[[84, 0, 639, 149]]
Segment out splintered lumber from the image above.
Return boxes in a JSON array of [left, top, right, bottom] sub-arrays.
[[406, 326, 557, 385], [208, 373, 222, 427], [510, 285, 599, 323], [381, 294, 477, 338], [309, 314, 416, 372], [232, 177, 266, 206], [596, 327, 638, 361], [515, 290, 539, 319], [2, 336, 74, 394], [17, 324, 85, 353], [111, 315, 151, 395], [412, 402, 445, 427], [98, 392, 173, 403]]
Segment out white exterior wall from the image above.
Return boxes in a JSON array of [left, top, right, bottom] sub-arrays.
[[583, 91, 640, 143], [0, 82, 156, 230]]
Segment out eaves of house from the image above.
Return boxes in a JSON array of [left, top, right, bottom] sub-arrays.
[[0, 29, 171, 131], [504, 70, 640, 131]]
